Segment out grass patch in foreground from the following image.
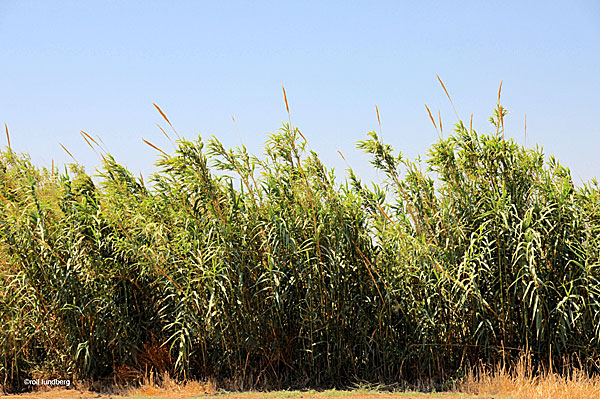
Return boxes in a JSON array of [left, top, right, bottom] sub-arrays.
[[12, 361, 600, 399], [184, 390, 486, 398]]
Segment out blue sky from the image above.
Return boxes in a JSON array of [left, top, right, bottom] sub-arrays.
[[1, 1, 599, 185]]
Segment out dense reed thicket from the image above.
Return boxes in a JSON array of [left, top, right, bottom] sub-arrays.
[[1, 104, 599, 392]]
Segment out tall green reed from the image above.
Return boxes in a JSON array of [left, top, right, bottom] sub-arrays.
[[0, 101, 599, 393]]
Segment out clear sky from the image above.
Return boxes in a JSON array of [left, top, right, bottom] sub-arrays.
[[1, 1, 599, 185]]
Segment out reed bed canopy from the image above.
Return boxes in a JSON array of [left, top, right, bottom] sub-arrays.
[[1, 96, 599, 392]]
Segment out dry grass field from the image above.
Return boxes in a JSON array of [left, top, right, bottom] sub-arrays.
[[6, 366, 600, 399], [4, 392, 488, 399]]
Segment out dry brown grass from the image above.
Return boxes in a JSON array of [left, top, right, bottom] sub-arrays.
[[7, 369, 600, 399], [458, 358, 600, 399], [8, 362, 600, 399], [129, 372, 216, 398]]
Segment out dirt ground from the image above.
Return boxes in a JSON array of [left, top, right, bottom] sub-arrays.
[[3, 388, 497, 399]]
